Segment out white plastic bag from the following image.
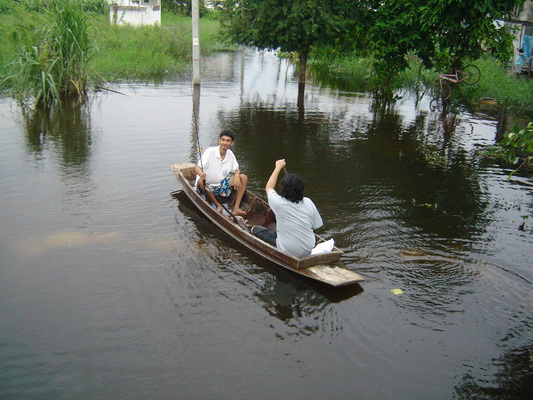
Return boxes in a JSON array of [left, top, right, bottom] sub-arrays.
[[311, 238, 334, 255]]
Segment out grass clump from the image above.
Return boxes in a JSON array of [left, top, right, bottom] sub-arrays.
[[6, 0, 97, 107], [458, 57, 533, 113], [308, 48, 376, 92], [92, 20, 190, 80], [92, 14, 229, 81]]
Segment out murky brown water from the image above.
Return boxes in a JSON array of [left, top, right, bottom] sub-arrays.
[[1, 49, 532, 399]]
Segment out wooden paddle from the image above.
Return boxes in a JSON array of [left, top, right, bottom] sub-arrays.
[[220, 199, 249, 231]]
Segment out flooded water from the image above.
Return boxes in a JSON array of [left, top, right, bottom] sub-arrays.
[[1, 49, 532, 399]]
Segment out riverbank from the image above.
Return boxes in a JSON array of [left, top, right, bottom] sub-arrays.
[[0, 8, 230, 86], [308, 52, 533, 115], [1, 5, 531, 114]]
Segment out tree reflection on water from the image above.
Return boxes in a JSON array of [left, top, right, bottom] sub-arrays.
[[21, 100, 93, 168], [456, 343, 533, 399]]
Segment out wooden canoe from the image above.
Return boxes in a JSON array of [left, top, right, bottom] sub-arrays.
[[170, 162, 364, 287]]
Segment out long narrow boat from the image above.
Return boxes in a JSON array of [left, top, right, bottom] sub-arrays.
[[171, 162, 364, 287]]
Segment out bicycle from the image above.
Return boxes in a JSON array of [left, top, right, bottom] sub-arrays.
[[431, 65, 481, 101]]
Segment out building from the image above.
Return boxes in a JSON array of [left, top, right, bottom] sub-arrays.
[[109, 0, 161, 26], [504, 1, 533, 73]]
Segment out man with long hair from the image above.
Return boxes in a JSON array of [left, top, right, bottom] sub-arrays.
[[252, 159, 323, 257]]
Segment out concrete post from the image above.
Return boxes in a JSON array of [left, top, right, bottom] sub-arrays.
[[192, 0, 201, 85]]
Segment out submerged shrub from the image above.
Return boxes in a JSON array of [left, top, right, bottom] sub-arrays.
[[484, 122, 533, 176]]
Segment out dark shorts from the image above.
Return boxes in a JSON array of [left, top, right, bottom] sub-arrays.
[[251, 225, 277, 247]]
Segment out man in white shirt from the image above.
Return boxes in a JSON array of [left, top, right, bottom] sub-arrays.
[[252, 159, 323, 257], [195, 130, 248, 216]]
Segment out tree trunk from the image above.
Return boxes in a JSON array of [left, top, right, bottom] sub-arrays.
[[298, 49, 308, 85], [297, 49, 309, 112]]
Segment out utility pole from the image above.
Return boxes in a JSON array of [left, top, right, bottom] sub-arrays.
[[192, 0, 201, 85]]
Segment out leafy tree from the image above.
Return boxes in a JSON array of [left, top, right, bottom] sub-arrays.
[[219, 0, 369, 85], [219, 0, 526, 95], [368, 0, 525, 82], [163, 0, 209, 17]]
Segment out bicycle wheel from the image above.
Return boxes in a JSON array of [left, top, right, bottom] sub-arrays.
[[462, 64, 481, 85], [431, 80, 451, 100], [429, 98, 439, 112]]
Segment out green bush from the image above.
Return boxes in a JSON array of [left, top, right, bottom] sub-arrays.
[[484, 122, 533, 175]]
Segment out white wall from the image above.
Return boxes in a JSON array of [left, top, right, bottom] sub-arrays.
[[109, 0, 161, 26]]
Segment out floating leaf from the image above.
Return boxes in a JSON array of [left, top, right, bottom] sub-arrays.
[[391, 288, 405, 295]]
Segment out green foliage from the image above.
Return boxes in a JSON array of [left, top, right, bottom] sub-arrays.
[[484, 122, 533, 175], [0, 0, 11, 13], [459, 57, 533, 112], [399, 54, 437, 93], [3, 0, 108, 13], [220, 0, 525, 93], [163, 0, 209, 17], [309, 48, 533, 113], [308, 49, 377, 92], [7, 0, 97, 107], [367, 0, 524, 85], [78, 0, 108, 14], [219, 0, 370, 86], [92, 15, 225, 80], [500, 122, 533, 163], [1, 5, 226, 88], [219, 0, 366, 54], [92, 21, 190, 80], [0, 5, 45, 88]]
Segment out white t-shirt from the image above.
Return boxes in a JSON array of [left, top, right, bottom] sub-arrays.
[[199, 146, 239, 186], [267, 189, 323, 258]]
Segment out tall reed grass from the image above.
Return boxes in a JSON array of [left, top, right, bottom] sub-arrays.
[[8, 0, 97, 107]]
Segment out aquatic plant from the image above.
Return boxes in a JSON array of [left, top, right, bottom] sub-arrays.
[[8, 0, 97, 107], [484, 122, 533, 177]]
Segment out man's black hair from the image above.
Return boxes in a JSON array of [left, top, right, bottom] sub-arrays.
[[280, 173, 304, 203], [219, 130, 235, 141]]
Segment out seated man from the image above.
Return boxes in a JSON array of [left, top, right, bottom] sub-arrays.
[[195, 130, 248, 216], [252, 159, 323, 258]]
